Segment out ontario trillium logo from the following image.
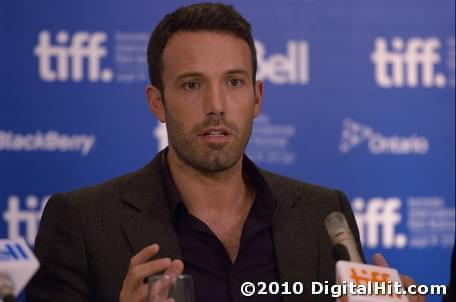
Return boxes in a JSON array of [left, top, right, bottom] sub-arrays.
[[339, 118, 429, 155], [339, 119, 373, 154]]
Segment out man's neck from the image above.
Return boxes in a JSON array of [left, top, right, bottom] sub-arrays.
[[166, 147, 253, 218]]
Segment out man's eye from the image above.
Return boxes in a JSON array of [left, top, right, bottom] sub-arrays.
[[183, 81, 200, 90], [228, 79, 242, 87]]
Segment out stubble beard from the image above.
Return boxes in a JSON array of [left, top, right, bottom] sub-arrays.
[[165, 112, 253, 173]]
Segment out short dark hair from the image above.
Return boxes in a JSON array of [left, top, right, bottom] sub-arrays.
[[147, 2, 257, 94]]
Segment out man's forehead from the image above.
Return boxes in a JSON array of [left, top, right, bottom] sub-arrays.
[[161, 30, 253, 77], [163, 30, 250, 53], [166, 29, 245, 43]]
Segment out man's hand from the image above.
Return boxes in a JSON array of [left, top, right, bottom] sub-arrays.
[[119, 244, 184, 302], [372, 253, 425, 302]]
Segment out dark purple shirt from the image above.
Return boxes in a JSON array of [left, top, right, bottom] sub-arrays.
[[160, 152, 282, 302]]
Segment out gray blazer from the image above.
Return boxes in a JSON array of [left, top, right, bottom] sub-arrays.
[[26, 153, 362, 302]]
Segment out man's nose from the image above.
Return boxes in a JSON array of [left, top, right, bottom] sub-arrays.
[[203, 84, 225, 116]]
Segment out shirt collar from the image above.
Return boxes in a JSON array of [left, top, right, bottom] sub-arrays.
[[159, 149, 276, 225]]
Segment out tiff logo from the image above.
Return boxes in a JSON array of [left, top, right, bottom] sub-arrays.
[[255, 40, 309, 85], [0, 243, 29, 261], [3, 195, 49, 245], [34, 30, 113, 82], [370, 37, 446, 88], [352, 197, 407, 249]]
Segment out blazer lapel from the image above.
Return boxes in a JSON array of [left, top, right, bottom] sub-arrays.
[[121, 154, 182, 261], [265, 174, 319, 301]]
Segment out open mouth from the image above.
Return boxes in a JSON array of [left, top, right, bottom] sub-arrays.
[[199, 128, 231, 142], [203, 130, 228, 137]]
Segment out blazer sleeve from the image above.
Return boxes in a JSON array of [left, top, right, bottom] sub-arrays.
[[336, 189, 366, 263], [25, 193, 92, 302]]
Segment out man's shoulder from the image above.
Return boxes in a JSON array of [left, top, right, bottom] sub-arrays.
[[59, 170, 136, 203], [258, 167, 353, 220], [259, 168, 342, 199], [49, 157, 162, 210], [259, 168, 361, 256]]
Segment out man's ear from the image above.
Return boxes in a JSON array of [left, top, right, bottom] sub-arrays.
[[253, 80, 264, 118], [146, 84, 166, 122]]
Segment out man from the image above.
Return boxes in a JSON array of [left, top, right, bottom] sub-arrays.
[[26, 3, 417, 302]]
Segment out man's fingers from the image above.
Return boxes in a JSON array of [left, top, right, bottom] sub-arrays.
[[163, 259, 184, 280], [400, 274, 415, 287], [400, 274, 426, 302], [371, 253, 425, 302], [133, 258, 173, 279], [130, 244, 160, 267], [125, 257, 172, 289], [123, 244, 172, 290], [120, 281, 149, 302], [129, 283, 173, 302], [372, 252, 390, 267], [133, 283, 148, 302], [120, 244, 184, 302], [150, 275, 174, 297], [148, 260, 184, 301]]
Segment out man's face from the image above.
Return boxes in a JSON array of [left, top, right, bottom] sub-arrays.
[[149, 31, 263, 173]]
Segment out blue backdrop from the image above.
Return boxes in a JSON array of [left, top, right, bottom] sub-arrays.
[[1, 0, 454, 301]]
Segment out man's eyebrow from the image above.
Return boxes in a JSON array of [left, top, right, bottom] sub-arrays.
[[175, 69, 251, 82], [225, 69, 250, 77], [175, 72, 204, 81]]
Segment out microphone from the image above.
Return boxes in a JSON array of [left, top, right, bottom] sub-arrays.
[[325, 211, 363, 263], [332, 244, 350, 262], [325, 212, 408, 302], [0, 238, 39, 301]]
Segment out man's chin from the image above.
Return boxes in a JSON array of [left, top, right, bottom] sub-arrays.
[[169, 141, 244, 172], [188, 151, 241, 173], [206, 141, 228, 150]]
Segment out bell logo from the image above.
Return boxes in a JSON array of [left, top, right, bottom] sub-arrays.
[[255, 40, 309, 85], [34, 30, 113, 82], [371, 37, 446, 88], [352, 197, 407, 249]]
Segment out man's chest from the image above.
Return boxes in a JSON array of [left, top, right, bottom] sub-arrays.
[[206, 219, 244, 262], [176, 215, 282, 302]]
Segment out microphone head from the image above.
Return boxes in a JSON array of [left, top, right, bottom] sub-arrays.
[[325, 211, 363, 263], [325, 211, 352, 239]]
